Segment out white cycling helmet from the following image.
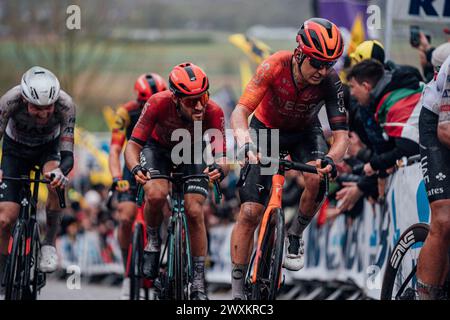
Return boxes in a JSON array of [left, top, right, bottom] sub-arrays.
[[431, 42, 450, 69], [21, 66, 60, 106]]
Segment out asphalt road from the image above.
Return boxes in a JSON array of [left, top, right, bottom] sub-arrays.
[[39, 277, 231, 300]]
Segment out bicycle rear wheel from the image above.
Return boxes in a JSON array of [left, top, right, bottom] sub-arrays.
[[5, 222, 26, 300], [129, 222, 144, 300], [381, 223, 429, 300], [250, 208, 285, 300]]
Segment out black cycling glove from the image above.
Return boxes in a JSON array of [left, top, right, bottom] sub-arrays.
[[321, 156, 337, 179]]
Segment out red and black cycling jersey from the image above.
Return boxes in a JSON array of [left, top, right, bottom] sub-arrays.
[[130, 90, 226, 158], [110, 100, 144, 148], [238, 50, 348, 131]]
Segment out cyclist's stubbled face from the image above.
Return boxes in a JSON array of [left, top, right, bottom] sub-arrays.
[[178, 93, 208, 122], [300, 57, 331, 85], [348, 78, 372, 106], [27, 103, 55, 124]]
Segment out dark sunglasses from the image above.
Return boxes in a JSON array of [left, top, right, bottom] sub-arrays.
[[28, 103, 54, 110], [307, 56, 337, 70], [180, 92, 209, 109]]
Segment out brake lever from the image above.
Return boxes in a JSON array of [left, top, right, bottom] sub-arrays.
[[319, 160, 330, 198], [207, 165, 223, 203], [236, 160, 250, 188], [50, 173, 66, 209]]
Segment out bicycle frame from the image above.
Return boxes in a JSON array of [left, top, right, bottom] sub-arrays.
[[245, 155, 326, 299], [148, 172, 214, 300], [250, 173, 285, 285], [3, 169, 47, 300], [163, 179, 193, 294], [125, 189, 148, 277]]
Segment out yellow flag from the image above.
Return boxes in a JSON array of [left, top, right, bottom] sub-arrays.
[[102, 106, 116, 131], [239, 60, 253, 93], [348, 13, 366, 55], [229, 34, 272, 65], [75, 127, 112, 186]]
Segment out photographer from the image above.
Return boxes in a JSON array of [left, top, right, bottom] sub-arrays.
[[412, 27, 450, 82]]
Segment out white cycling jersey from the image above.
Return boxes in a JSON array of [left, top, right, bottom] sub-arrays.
[[420, 54, 450, 124], [0, 85, 75, 151]]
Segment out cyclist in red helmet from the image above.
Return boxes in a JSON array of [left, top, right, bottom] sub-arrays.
[[134, 73, 167, 102], [108, 72, 167, 299], [124, 62, 227, 300], [230, 18, 349, 299]]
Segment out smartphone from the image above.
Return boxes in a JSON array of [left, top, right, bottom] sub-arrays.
[[410, 25, 420, 48]]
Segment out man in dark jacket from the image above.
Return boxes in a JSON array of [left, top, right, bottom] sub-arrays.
[[338, 59, 423, 212]]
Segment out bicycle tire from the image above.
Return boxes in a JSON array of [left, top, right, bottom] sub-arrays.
[[267, 208, 284, 300], [28, 221, 41, 300], [173, 214, 185, 300], [5, 222, 26, 300], [250, 208, 285, 300], [129, 223, 144, 300], [380, 223, 429, 300]]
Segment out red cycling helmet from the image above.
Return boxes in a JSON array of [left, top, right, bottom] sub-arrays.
[[169, 62, 209, 97], [134, 73, 167, 102], [296, 18, 343, 62]]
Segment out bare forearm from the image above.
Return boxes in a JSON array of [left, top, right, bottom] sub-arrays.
[[231, 104, 253, 148], [327, 130, 349, 162], [124, 141, 143, 172], [108, 144, 123, 178]]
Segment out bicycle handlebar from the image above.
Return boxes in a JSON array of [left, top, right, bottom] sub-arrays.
[[258, 156, 318, 174], [237, 155, 328, 188], [138, 170, 222, 204], [147, 172, 210, 183], [1, 176, 66, 209]]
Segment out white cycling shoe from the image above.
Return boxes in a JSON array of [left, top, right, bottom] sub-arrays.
[[120, 277, 130, 300], [39, 245, 58, 273], [282, 235, 305, 271]]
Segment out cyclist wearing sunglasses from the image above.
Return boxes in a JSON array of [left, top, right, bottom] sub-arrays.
[[0, 66, 76, 294], [124, 62, 227, 300], [230, 18, 349, 299], [108, 72, 167, 299]]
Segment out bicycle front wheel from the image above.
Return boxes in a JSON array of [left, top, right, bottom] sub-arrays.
[[250, 208, 285, 300], [381, 223, 429, 300], [5, 222, 27, 300], [28, 221, 42, 300], [129, 222, 144, 300], [173, 215, 185, 300]]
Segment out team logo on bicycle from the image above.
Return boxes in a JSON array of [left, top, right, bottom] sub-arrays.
[[390, 230, 415, 269]]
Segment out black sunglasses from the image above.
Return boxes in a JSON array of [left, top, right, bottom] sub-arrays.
[[307, 56, 337, 70]]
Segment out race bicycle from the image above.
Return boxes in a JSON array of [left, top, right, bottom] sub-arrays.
[[1, 168, 65, 300], [149, 170, 221, 300], [240, 153, 328, 300], [107, 181, 153, 300]]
